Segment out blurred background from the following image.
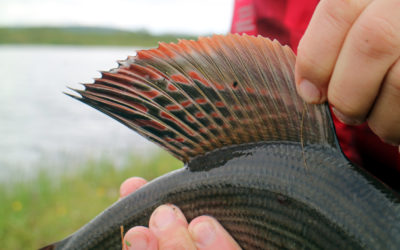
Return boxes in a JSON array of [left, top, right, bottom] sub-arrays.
[[0, 0, 232, 248]]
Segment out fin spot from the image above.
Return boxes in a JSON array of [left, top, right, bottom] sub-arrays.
[[232, 81, 238, 89]]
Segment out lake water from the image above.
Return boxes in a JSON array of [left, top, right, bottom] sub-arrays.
[[0, 45, 159, 180]]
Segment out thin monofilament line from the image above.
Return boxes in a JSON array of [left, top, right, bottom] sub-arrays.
[[300, 103, 309, 170]]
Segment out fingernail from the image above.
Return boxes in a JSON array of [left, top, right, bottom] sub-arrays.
[[331, 107, 363, 126], [152, 205, 176, 230], [125, 231, 148, 250], [298, 79, 321, 103], [191, 220, 216, 247]]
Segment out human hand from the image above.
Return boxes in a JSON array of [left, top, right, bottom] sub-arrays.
[[119, 177, 241, 250], [295, 0, 400, 148]]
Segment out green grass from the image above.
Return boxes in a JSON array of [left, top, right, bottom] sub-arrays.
[[0, 152, 182, 250], [0, 26, 197, 46]]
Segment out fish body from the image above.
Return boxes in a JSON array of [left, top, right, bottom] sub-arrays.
[[48, 142, 400, 249], [43, 34, 400, 249]]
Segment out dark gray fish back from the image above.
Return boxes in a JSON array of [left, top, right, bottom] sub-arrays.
[[48, 142, 400, 249]]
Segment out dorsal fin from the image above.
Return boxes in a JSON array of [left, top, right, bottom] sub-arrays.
[[69, 34, 338, 163]]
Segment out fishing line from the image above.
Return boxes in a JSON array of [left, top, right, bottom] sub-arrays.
[[300, 102, 309, 170]]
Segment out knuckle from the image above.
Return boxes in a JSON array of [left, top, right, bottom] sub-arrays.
[[388, 77, 400, 96], [353, 17, 400, 59], [368, 121, 386, 138], [329, 91, 360, 118], [368, 120, 400, 145], [323, 0, 353, 30], [387, 68, 400, 94], [384, 62, 400, 99], [297, 47, 330, 82]]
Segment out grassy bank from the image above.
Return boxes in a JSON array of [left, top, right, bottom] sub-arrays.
[[0, 152, 182, 250], [0, 26, 197, 47]]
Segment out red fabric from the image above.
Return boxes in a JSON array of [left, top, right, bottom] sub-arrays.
[[231, 0, 318, 50], [231, 0, 400, 190]]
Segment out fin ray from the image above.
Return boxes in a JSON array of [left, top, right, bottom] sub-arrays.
[[70, 34, 338, 162]]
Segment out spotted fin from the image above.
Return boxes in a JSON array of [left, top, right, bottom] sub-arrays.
[[69, 34, 337, 163]]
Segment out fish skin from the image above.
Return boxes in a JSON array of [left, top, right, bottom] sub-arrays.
[[43, 141, 400, 250]]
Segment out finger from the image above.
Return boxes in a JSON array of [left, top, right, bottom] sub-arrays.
[[367, 57, 400, 145], [296, 0, 372, 103], [188, 216, 242, 250], [149, 204, 197, 249], [123, 226, 158, 250], [119, 177, 147, 198], [328, 0, 400, 124]]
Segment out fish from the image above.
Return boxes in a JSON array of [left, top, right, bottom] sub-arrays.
[[41, 34, 400, 250]]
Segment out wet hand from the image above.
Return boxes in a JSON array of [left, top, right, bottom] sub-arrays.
[[119, 177, 241, 250], [295, 0, 400, 148]]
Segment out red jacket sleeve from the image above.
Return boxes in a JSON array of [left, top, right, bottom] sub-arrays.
[[231, 0, 400, 190], [231, 0, 318, 50]]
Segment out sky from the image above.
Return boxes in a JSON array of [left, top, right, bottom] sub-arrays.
[[0, 0, 233, 35]]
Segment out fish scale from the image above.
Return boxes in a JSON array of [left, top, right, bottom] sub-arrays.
[[45, 34, 400, 249]]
